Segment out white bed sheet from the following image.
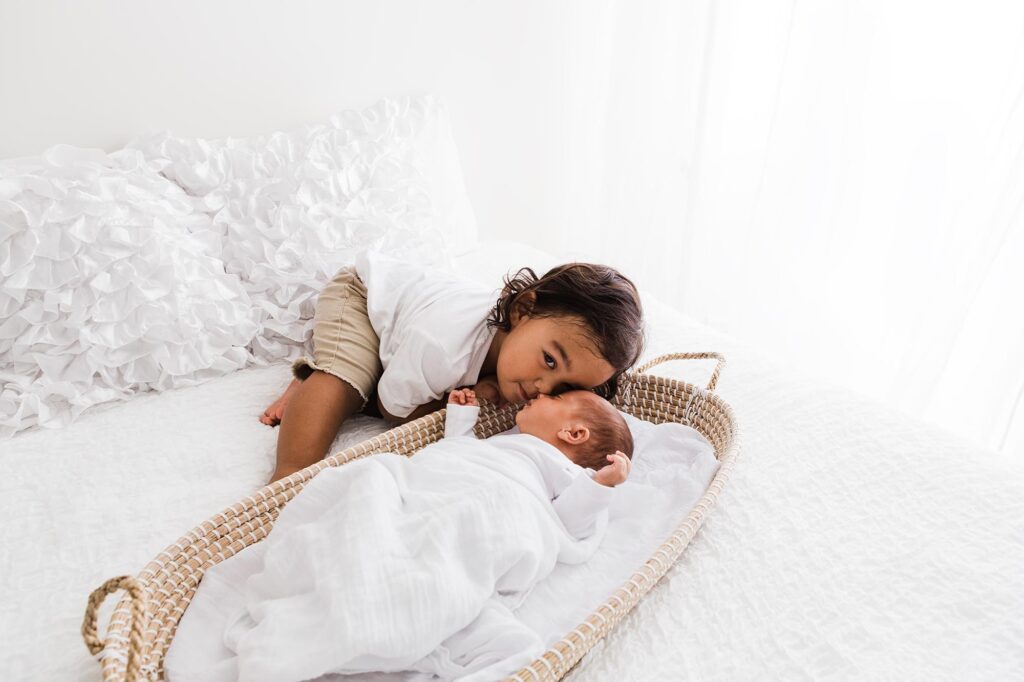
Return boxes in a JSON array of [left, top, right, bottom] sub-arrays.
[[2, 240, 1023, 681]]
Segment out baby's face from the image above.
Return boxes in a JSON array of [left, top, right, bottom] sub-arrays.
[[514, 390, 600, 441]]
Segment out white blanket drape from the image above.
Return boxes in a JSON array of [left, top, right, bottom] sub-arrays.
[[548, 0, 1024, 460]]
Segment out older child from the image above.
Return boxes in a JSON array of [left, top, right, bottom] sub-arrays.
[[261, 251, 644, 482]]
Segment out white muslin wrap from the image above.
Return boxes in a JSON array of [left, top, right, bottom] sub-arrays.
[[165, 405, 612, 682]]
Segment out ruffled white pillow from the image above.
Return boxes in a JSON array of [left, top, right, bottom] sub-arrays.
[[130, 96, 478, 364], [0, 146, 259, 438]]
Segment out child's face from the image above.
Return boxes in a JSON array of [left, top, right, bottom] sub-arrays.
[[495, 316, 614, 405]]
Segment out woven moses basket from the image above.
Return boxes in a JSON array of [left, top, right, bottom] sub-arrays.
[[82, 352, 739, 681]]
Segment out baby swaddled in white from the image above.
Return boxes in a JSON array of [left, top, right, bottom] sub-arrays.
[[165, 389, 635, 682]]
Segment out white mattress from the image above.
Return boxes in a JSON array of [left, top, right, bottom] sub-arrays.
[[2, 240, 1023, 681]]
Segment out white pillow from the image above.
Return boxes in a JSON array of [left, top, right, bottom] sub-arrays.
[[130, 96, 478, 364], [0, 145, 259, 438]]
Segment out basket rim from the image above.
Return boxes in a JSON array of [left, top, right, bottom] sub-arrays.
[[86, 363, 739, 681]]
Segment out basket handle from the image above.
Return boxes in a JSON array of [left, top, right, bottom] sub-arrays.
[[635, 352, 726, 391], [82, 576, 145, 680]]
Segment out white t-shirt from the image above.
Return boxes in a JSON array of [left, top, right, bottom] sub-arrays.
[[356, 251, 498, 418]]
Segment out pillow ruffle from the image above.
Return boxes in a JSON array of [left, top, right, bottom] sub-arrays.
[[1, 96, 472, 439], [0, 145, 259, 437], [130, 96, 457, 364]]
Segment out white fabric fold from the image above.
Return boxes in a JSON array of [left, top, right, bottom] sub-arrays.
[[165, 433, 610, 682], [128, 96, 471, 366], [0, 147, 259, 438], [0, 96, 478, 439]]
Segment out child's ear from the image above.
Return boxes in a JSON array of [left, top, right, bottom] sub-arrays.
[[557, 424, 590, 446], [509, 291, 536, 326]]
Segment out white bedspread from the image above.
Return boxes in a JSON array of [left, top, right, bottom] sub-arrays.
[[2, 240, 1023, 681]]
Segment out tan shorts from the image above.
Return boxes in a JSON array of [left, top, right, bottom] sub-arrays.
[[292, 267, 383, 406]]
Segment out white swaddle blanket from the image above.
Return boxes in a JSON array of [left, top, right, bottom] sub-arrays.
[[165, 406, 617, 682]]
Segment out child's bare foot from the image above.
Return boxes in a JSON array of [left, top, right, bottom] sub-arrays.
[[260, 379, 301, 426]]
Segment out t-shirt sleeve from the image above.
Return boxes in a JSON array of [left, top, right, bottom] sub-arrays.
[[377, 336, 463, 419], [551, 472, 613, 540]]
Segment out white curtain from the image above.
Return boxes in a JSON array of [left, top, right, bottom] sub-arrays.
[[551, 1, 1024, 460]]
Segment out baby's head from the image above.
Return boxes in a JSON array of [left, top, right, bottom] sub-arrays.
[[487, 263, 645, 404], [515, 390, 634, 470]]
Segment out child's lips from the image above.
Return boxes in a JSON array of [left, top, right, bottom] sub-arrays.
[[516, 384, 529, 403]]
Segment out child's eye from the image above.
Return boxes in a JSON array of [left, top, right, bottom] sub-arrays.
[[543, 352, 556, 369]]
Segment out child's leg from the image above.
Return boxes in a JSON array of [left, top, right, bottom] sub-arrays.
[[270, 371, 362, 482], [266, 266, 383, 483]]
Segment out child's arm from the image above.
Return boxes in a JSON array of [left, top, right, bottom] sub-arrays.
[[376, 374, 499, 426], [376, 396, 446, 425], [444, 389, 480, 438], [470, 375, 508, 409], [552, 452, 630, 539], [374, 336, 460, 423]]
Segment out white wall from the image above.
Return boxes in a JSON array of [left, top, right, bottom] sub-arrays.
[[5, 1, 1023, 457], [0, 0, 588, 250]]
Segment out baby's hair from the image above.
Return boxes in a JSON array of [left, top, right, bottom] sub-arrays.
[[487, 263, 645, 398], [571, 396, 634, 471]]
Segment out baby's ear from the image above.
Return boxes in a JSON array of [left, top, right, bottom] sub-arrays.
[[557, 425, 590, 446]]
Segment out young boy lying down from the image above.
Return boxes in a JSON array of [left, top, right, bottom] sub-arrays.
[[165, 389, 633, 682]]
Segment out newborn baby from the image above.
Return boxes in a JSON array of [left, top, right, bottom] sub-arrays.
[[165, 390, 633, 682], [448, 387, 633, 516]]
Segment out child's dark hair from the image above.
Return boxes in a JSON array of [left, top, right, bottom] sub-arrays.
[[487, 263, 644, 399]]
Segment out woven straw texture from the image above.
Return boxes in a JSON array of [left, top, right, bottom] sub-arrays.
[[82, 352, 739, 681]]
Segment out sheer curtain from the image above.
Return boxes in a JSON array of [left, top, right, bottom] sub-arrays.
[[550, 0, 1024, 459]]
